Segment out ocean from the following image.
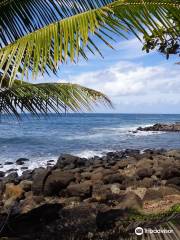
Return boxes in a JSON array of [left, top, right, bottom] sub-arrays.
[[0, 113, 180, 173]]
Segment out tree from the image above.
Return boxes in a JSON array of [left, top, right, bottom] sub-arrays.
[[142, 16, 180, 59], [0, 0, 179, 118], [0, 77, 111, 119]]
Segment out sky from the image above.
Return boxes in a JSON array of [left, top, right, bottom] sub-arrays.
[[37, 36, 180, 114]]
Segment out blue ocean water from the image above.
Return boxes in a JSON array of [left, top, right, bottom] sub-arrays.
[[0, 113, 180, 171]]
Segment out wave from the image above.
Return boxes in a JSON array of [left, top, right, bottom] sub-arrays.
[[63, 123, 164, 141], [72, 149, 111, 158]]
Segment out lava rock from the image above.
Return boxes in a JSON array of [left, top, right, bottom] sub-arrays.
[[43, 170, 75, 196]]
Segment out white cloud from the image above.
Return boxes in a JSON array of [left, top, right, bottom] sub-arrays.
[[61, 61, 180, 113]]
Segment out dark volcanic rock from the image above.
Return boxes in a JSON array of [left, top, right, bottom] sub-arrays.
[[143, 189, 163, 201], [4, 172, 19, 184], [161, 167, 180, 180], [16, 158, 29, 165], [32, 169, 51, 195], [136, 168, 154, 179], [56, 154, 86, 170], [4, 161, 14, 165], [103, 173, 124, 184], [0, 171, 5, 178], [1, 148, 180, 240], [166, 177, 180, 186], [117, 192, 143, 211], [43, 170, 75, 196], [66, 182, 92, 198], [137, 123, 180, 132]]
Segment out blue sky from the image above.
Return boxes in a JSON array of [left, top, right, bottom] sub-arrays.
[[38, 36, 180, 114]]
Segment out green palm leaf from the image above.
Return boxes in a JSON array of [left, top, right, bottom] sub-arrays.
[[0, 80, 112, 119], [0, 0, 179, 84]]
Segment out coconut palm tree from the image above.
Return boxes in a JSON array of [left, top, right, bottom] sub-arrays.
[[0, 0, 179, 118], [0, 76, 111, 119]]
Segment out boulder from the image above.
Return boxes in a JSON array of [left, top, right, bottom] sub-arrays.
[[32, 169, 51, 195], [18, 194, 45, 214], [136, 177, 157, 188], [0, 171, 5, 178], [92, 184, 111, 202], [3, 172, 19, 184], [19, 170, 33, 181], [165, 150, 180, 159], [143, 188, 163, 201], [16, 158, 29, 165], [158, 186, 180, 196], [166, 177, 180, 186], [19, 180, 32, 192], [136, 168, 154, 179], [66, 181, 92, 198], [103, 173, 124, 184], [117, 192, 143, 211], [4, 161, 14, 165], [91, 172, 104, 182], [43, 170, 75, 196], [161, 167, 180, 180], [56, 154, 85, 169]]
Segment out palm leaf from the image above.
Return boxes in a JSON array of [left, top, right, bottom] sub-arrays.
[[0, 80, 112, 119], [0, 0, 114, 47], [0, 0, 179, 84]]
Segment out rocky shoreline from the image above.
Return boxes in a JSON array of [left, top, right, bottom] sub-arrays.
[[0, 149, 180, 239], [137, 123, 180, 132]]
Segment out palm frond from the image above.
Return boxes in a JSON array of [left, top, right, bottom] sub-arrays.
[[0, 0, 179, 83], [0, 80, 112, 119], [0, 0, 114, 47]]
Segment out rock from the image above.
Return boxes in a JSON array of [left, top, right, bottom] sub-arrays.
[[4, 161, 14, 165], [136, 168, 154, 179], [92, 184, 111, 202], [103, 173, 124, 184], [136, 177, 157, 188], [43, 170, 75, 196], [91, 172, 104, 182], [0, 171, 5, 178], [18, 194, 45, 214], [110, 184, 121, 195], [16, 158, 29, 165], [161, 167, 180, 180], [158, 186, 180, 196], [6, 168, 18, 173], [19, 170, 32, 181], [66, 181, 92, 198], [165, 150, 180, 159], [32, 169, 51, 195], [81, 171, 91, 180], [47, 160, 55, 163], [21, 167, 28, 170], [124, 149, 140, 158], [117, 192, 142, 211], [166, 177, 180, 186], [0, 181, 5, 196], [143, 188, 163, 201], [137, 123, 180, 132], [126, 187, 147, 199], [4, 172, 19, 184], [19, 180, 32, 192], [56, 154, 85, 169]]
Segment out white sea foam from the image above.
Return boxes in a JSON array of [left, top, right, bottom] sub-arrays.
[[73, 149, 110, 158], [64, 123, 164, 141]]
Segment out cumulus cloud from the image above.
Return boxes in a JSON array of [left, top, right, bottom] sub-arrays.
[[61, 61, 180, 113]]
